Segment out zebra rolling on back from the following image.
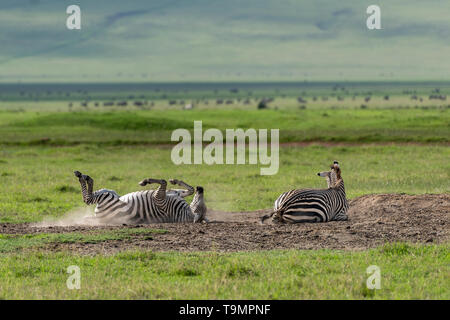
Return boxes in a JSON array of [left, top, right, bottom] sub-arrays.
[[74, 171, 207, 224], [261, 161, 348, 224]]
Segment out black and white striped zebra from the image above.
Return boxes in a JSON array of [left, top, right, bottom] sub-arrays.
[[74, 171, 207, 224], [261, 161, 348, 224]]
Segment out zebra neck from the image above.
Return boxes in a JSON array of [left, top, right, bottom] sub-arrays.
[[191, 194, 205, 213], [326, 176, 332, 188], [333, 179, 346, 195], [191, 194, 202, 207]]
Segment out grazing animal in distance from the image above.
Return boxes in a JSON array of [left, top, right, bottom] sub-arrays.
[[74, 171, 207, 224], [261, 161, 348, 224]]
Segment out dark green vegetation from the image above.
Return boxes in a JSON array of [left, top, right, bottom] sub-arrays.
[[1, 82, 448, 145], [0, 243, 448, 299], [0, 108, 448, 145], [1, 82, 449, 101]]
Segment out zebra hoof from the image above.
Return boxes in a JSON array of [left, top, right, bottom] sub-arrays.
[[74, 171, 82, 178], [139, 180, 147, 186], [169, 179, 178, 185]]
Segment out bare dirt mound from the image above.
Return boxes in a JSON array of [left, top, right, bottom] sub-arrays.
[[1, 194, 448, 254]]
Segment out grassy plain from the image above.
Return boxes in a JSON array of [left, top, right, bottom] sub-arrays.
[[0, 107, 448, 144], [0, 144, 448, 223], [0, 82, 448, 299], [0, 243, 448, 299]]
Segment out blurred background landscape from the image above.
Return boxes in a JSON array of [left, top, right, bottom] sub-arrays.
[[0, 0, 449, 82]]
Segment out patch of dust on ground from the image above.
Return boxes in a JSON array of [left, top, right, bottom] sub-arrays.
[[30, 207, 131, 228], [30, 208, 98, 228], [1, 193, 448, 254]]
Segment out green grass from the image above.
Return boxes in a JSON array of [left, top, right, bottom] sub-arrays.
[[0, 86, 448, 300], [0, 243, 448, 299], [0, 106, 448, 144], [0, 144, 448, 223], [0, 228, 167, 253]]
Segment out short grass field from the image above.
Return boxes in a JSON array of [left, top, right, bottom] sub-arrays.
[[0, 243, 448, 299], [0, 82, 448, 299]]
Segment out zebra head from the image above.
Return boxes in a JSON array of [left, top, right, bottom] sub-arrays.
[[331, 161, 342, 181], [192, 186, 207, 223], [317, 161, 341, 188]]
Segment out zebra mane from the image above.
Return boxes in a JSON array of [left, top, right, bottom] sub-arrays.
[[332, 178, 344, 189]]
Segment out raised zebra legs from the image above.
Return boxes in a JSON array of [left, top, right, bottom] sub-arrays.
[[168, 179, 195, 198], [85, 174, 95, 204], [139, 178, 168, 207], [74, 170, 94, 204]]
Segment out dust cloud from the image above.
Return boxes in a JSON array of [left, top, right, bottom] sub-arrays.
[[31, 207, 124, 227]]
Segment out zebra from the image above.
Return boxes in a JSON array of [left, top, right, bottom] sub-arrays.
[[74, 171, 207, 224], [261, 161, 348, 224]]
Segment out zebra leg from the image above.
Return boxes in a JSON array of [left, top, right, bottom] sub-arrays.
[[74, 171, 89, 204], [74, 171, 87, 203], [139, 178, 168, 206], [84, 174, 95, 205], [74, 171, 95, 205], [169, 179, 195, 198]]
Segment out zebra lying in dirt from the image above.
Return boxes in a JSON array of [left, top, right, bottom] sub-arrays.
[[261, 161, 348, 224], [74, 171, 207, 224]]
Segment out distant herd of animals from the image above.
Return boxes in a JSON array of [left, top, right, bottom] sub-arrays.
[[65, 92, 449, 112], [74, 161, 348, 225]]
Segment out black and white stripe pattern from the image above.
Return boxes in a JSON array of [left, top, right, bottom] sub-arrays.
[[262, 161, 348, 223], [74, 171, 207, 224]]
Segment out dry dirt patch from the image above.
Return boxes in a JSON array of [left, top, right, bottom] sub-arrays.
[[0, 194, 448, 254]]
